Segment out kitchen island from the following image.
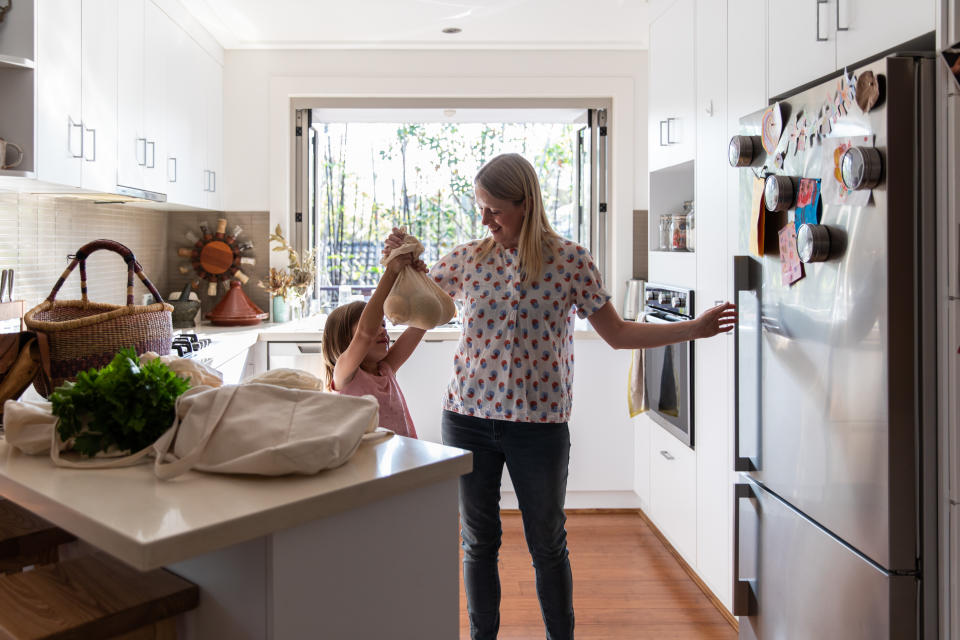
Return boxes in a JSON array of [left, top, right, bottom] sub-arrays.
[[0, 434, 472, 639]]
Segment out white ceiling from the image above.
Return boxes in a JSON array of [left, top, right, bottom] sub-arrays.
[[179, 0, 650, 50]]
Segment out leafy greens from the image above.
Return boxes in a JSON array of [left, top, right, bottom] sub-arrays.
[[50, 348, 191, 457]]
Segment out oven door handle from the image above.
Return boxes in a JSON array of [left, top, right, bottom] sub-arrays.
[[733, 255, 761, 472], [643, 313, 672, 325]]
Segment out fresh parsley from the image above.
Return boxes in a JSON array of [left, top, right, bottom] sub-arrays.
[[50, 348, 191, 457]]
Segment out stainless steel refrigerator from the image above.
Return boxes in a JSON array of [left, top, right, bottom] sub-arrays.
[[732, 54, 939, 639]]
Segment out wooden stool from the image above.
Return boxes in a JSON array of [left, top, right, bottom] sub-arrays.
[[0, 551, 199, 639], [0, 499, 76, 574]]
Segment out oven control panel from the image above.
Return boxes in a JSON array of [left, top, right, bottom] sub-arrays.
[[644, 283, 694, 319]]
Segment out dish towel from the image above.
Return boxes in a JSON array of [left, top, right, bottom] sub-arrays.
[[627, 313, 648, 417]]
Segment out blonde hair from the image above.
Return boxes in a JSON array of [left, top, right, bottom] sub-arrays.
[[474, 153, 560, 281], [321, 301, 366, 390]]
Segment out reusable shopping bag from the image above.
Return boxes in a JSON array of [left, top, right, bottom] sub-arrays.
[[153, 383, 383, 479], [382, 235, 456, 330]]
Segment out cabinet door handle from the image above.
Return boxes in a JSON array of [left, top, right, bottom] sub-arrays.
[[136, 137, 147, 166], [836, 0, 848, 31], [733, 482, 759, 616], [666, 117, 678, 144], [146, 141, 156, 168], [68, 117, 84, 158], [168, 157, 177, 183], [659, 449, 675, 460], [211, 171, 216, 193], [84, 126, 96, 162], [815, 0, 829, 41], [659, 120, 668, 146]]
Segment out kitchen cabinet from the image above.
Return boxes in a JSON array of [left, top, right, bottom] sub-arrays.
[[648, 0, 695, 172], [79, 0, 118, 194], [768, 0, 934, 98], [834, 0, 934, 69], [31, 0, 222, 207], [35, 0, 82, 187], [202, 52, 223, 210], [649, 423, 697, 563], [36, 0, 118, 191], [633, 415, 651, 510], [394, 338, 458, 445], [694, 0, 733, 608]]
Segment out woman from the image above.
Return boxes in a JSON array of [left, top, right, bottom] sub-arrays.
[[385, 153, 735, 640]]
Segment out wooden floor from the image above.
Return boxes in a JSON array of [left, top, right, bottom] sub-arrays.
[[458, 512, 736, 640]]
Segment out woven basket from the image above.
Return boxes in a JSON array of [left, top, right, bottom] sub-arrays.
[[24, 239, 174, 397]]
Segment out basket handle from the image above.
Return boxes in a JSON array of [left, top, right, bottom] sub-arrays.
[[46, 239, 165, 306]]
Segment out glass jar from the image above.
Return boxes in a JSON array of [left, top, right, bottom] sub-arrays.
[[658, 215, 671, 251], [682, 200, 695, 252], [668, 214, 688, 251]]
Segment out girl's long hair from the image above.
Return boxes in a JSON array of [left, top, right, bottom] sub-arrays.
[[321, 301, 366, 390], [474, 153, 560, 281]]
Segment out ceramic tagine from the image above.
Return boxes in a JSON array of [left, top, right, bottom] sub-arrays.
[[207, 281, 268, 326]]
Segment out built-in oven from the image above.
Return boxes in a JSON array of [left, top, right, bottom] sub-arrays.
[[643, 283, 694, 449]]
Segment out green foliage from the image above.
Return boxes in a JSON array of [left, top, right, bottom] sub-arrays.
[[50, 348, 191, 457]]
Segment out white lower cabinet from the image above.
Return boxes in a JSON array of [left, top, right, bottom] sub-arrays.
[[394, 339, 458, 445], [649, 423, 697, 563]]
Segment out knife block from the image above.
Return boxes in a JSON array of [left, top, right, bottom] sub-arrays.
[[0, 301, 25, 332]]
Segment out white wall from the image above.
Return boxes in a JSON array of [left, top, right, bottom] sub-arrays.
[[222, 48, 648, 307]]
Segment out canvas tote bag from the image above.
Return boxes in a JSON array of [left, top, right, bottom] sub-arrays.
[[153, 383, 384, 479]]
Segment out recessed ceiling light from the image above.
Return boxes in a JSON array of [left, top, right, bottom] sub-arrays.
[[443, 109, 457, 117], [442, 27, 462, 34]]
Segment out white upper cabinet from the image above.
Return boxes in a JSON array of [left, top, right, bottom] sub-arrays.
[[37, 0, 119, 191], [80, 0, 118, 193], [768, 0, 836, 98], [203, 53, 223, 210], [834, 0, 934, 69], [33, 0, 222, 207], [648, 0, 695, 172], [117, 0, 146, 192], [36, 0, 82, 187], [769, 0, 935, 98]]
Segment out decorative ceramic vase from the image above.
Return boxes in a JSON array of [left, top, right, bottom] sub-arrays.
[[272, 295, 289, 323]]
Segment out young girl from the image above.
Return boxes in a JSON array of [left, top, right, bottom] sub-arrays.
[[321, 250, 426, 438]]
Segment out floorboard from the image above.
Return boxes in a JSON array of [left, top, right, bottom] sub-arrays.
[[458, 512, 737, 639]]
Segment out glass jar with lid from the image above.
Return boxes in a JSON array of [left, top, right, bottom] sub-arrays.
[[668, 214, 688, 251], [682, 200, 695, 252]]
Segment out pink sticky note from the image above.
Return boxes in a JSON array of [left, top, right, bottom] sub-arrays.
[[779, 224, 804, 286]]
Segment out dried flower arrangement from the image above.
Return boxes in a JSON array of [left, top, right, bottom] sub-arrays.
[[258, 225, 317, 301]]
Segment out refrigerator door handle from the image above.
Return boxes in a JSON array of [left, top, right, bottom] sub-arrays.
[[733, 481, 758, 616], [733, 255, 761, 471]]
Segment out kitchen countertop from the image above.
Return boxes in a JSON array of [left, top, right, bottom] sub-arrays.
[[0, 435, 471, 571]]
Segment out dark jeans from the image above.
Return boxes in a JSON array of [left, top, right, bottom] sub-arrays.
[[441, 410, 574, 640]]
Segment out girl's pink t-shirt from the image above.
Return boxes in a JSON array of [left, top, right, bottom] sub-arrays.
[[334, 361, 417, 438]]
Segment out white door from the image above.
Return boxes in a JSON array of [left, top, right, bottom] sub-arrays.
[[835, 0, 934, 69], [204, 53, 223, 210], [143, 1, 172, 196], [117, 0, 145, 190], [80, 0, 118, 192], [648, 0, 695, 172], [768, 0, 836, 98], [36, 0, 82, 187]]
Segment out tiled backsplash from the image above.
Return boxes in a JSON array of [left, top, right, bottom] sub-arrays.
[[0, 192, 169, 310], [165, 212, 270, 318]]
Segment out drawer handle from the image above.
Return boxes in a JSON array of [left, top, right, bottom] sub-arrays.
[[659, 450, 675, 461]]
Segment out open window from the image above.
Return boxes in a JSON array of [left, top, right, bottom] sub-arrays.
[[294, 100, 608, 309]]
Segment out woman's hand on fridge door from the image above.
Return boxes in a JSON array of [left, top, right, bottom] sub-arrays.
[[693, 302, 737, 339]]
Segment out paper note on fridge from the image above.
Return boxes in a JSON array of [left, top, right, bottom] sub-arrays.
[[778, 223, 804, 286], [750, 176, 765, 257], [821, 136, 873, 207], [794, 178, 821, 234]]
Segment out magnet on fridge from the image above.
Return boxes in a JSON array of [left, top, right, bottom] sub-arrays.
[[856, 71, 882, 112]]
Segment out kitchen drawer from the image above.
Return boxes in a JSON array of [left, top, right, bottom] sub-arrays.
[[649, 423, 697, 562]]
